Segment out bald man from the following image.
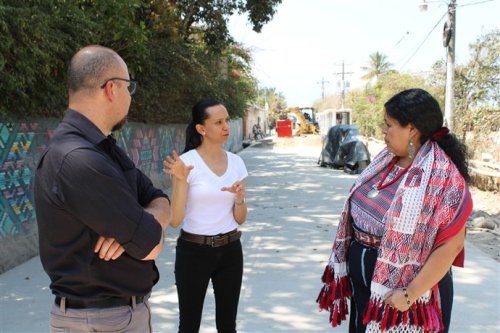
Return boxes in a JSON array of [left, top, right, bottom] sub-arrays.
[[34, 45, 171, 332]]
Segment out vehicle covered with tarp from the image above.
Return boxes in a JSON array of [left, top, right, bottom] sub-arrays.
[[318, 124, 371, 174]]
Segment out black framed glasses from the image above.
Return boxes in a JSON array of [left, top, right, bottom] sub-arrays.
[[100, 78, 138, 96]]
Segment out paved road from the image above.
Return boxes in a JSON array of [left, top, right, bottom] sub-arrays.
[[1, 136, 499, 332]]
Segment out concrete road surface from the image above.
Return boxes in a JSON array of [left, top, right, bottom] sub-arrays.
[[1, 136, 499, 333]]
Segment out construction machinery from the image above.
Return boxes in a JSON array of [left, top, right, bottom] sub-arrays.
[[281, 107, 319, 135]]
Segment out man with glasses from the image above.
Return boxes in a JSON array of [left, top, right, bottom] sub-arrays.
[[34, 45, 171, 332]]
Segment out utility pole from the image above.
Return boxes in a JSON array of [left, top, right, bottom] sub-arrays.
[[333, 61, 353, 109], [444, 0, 456, 131], [317, 77, 330, 100], [420, 0, 456, 131]]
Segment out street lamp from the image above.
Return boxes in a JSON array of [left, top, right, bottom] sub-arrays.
[[419, 0, 456, 132]]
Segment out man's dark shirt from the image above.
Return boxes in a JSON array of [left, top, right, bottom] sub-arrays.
[[34, 109, 168, 300]]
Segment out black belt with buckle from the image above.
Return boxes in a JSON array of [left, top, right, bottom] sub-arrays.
[[55, 293, 150, 309], [180, 229, 241, 247]]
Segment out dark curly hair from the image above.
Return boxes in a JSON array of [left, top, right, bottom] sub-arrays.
[[384, 88, 470, 182]]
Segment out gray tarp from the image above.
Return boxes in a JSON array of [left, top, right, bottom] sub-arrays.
[[318, 124, 371, 174]]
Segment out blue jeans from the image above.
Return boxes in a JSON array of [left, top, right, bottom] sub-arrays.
[[175, 237, 243, 333]]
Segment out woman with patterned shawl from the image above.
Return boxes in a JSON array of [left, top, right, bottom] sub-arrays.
[[317, 88, 473, 333]]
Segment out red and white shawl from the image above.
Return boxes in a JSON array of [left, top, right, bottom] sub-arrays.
[[317, 141, 473, 333]]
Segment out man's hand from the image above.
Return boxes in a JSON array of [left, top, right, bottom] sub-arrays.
[[94, 236, 125, 261]]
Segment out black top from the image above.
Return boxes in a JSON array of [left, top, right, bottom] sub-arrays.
[[34, 109, 168, 301]]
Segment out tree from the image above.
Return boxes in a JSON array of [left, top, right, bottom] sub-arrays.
[[450, 29, 499, 141], [459, 28, 499, 109], [255, 87, 286, 113], [0, 0, 97, 119], [348, 71, 436, 139], [0, 0, 278, 123], [245, 0, 282, 32], [361, 51, 394, 81], [167, 0, 282, 52], [254, 87, 286, 128]]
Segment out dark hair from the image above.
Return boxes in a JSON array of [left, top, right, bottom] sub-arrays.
[[183, 98, 222, 153], [67, 45, 121, 94], [384, 88, 470, 182]]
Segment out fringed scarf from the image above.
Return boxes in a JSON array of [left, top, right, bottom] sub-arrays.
[[317, 141, 472, 333]]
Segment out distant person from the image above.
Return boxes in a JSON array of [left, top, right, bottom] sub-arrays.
[[163, 99, 248, 333], [317, 88, 472, 333], [34, 45, 171, 333], [252, 123, 263, 140]]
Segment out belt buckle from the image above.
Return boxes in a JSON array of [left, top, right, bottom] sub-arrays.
[[135, 292, 150, 305], [211, 234, 225, 247]]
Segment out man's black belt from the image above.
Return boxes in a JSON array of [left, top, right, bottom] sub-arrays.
[[180, 229, 241, 247], [55, 293, 150, 309]]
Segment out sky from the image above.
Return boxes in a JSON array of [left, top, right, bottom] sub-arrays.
[[228, 0, 500, 107]]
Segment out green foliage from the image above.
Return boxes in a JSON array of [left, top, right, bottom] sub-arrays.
[[456, 106, 499, 160], [427, 59, 446, 90], [347, 72, 438, 139], [164, 0, 282, 52], [0, 0, 281, 123], [361, 51, 394, 81], [319, 30, 498, 146], [255, 87, 286, 114], [348, 89, 382, 138], [461, 28, 499, 108], [129, 39, 257, 124], [429, 29, 499, 140], [0, 1, 96, 119], [245, 0, 282, 33]]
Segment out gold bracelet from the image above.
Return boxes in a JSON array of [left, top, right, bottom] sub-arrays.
[[402, 288, 411, 306]]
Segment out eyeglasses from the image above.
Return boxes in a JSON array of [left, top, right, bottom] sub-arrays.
[[100, 78, 138, 96]]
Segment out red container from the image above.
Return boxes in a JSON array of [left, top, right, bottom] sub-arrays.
[[276, 119, 293, 137]]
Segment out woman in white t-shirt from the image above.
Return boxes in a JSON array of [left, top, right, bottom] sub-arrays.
[[163, 99, 248, 333]]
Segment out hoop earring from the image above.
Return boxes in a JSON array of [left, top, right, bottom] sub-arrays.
[[408, 140, 415, 159]]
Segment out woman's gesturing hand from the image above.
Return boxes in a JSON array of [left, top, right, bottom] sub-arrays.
[[163, 150, 193, 181], [221, 180, 246, 204]]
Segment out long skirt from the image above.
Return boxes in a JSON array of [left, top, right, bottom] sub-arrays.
[[347, 240, 453, 333]]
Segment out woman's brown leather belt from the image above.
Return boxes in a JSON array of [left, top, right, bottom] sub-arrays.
[[180, 229, 241, 247], [353, 228, 381, 248]]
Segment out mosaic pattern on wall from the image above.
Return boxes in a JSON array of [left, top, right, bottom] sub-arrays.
[[0, 122, 49, 238], [115, 123, 187, 190]]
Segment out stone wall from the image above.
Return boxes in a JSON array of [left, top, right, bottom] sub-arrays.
[[0, 118, 244, 274]]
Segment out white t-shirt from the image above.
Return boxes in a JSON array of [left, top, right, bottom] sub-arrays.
[[180, 149, 248, 235]]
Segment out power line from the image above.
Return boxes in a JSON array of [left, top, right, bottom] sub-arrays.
[[399, 11, 447, 71], [398, 0, 496, 71], [394, 31, 410, 47], [459, 0, 496, 8]]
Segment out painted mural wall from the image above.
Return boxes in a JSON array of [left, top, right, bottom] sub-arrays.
[[0, 118, 244, 273]]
